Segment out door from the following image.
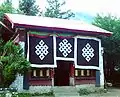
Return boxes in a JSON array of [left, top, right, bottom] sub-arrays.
[[54, 60, 72, 86]]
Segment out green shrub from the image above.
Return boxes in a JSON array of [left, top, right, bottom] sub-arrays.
[[17, 93, 30, 97], [79, 88, 92, 96], [0, 40, 30, 87], [0, 91, 54, 97], [78, 88, 107, 96], [31, 91, 54, 96]]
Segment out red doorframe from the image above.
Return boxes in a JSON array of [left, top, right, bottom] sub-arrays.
[[54, 60, 74, 86]]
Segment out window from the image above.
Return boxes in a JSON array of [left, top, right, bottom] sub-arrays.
[[75, 69, 96, 77], [31, 68, 50, 78]]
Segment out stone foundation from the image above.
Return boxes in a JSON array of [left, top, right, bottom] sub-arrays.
[[10, 74, 23, 92], [10, 75, 104, 93], [69, 77, 75, 86], [28, 86, 52, 93]]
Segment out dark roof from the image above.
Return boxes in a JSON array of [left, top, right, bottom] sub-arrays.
[[4, 13, 112, 36]]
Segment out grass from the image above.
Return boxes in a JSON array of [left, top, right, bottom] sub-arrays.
[[0, 92, 30, 97], [0, 91, 54, 97]]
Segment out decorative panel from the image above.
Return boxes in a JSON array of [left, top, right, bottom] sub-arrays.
[[29, 34, 54, 65], [56, 37, 74, 58], [77, 39, 99, 66]]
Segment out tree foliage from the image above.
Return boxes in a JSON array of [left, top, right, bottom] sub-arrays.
[[19, 0, 40, 16], [19, 0, 74, 19], [0, 0, 15, 21], [93, 14, 120, 71], [0, 40, 30, 87], [42, 0, 75, 19]]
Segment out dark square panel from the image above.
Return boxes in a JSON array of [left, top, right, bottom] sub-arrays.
[[56, 37, 74, 58], [29, 35, 54, 65], [77, 38, 99, 66]]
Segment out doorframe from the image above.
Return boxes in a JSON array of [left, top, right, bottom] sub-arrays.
[[54, 60, 75, 86]]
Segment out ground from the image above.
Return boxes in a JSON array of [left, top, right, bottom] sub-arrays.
[[84, 87, 120, 97], [33, 87, 120, 97]]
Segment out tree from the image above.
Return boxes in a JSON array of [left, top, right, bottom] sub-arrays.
[[42, 0, 75, 19], [5, 0, 12, 3], [0, 0, 15, 21], [0, 40, 30, 87], [93, 14, 120, 80], [19, 0, 40, 16]]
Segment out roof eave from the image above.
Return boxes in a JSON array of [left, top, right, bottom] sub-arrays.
[[14, 23, 112, 36], [4, 14, 14, 28]]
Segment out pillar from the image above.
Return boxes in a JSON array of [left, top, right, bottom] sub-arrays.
[[51, 68, 54, 86], [96, 70, 100, 87], [96, 43, 104, 87], [69, 64, 75, 86], [23, 71, 29, 90], [19, 41, 29, 90], [99, 47, 104, 86]]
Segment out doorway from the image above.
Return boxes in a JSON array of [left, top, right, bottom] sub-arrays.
[[54, 60, 73, 86]]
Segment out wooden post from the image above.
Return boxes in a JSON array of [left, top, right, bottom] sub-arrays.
[[69, 64, 75, 86], [51, 68, 54, 86]]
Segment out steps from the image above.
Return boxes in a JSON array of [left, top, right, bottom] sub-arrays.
[[53, 86, 79, 97]]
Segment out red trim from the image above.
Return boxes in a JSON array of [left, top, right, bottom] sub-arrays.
[[29, 80, 52, 86], [28, 69, 52, 86], [75, 77, 95, 80], [70, 64, 74, 77], [75, 77, 95, 84], [4, 14, 14, 27], [29, 33, 51, 38], [75, 79, 95, 84], [14, 23, 112, 36], [50, 69, 54, 78]]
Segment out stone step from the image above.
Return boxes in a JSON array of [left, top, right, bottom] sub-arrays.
[[54, 91, 78, 93], [53, 86, 77, 90], [55, 93, 79, 96], [55, 95, 80, 97], [54, 87, 77, 92], [56, 96, 80, 97], [53, 88, 78, 92], [53, 86, 79, 97]]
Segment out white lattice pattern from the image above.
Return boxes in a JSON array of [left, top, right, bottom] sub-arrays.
[[82, 43, 94, 62], [59, 39, 72, 57], [35, 40, 49, 60]]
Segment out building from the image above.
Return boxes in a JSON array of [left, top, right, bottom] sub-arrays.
[[1, 13, 112, 92]]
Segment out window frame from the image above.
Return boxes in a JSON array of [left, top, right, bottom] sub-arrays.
[[30, 68, 51, 80], [75, 69, 96, 79]]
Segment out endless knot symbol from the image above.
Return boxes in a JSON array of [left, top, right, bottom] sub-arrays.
[[59, 39, 72, 57], [35, 40, 49, 60], [82, 43, 94, 62]]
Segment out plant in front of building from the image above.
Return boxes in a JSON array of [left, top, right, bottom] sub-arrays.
[[0, 39, 30, 87], [0, 92, 54, 97], [78, 88, 92, 96], [78, 88, 107, 96], [31, 91, 54, 96]]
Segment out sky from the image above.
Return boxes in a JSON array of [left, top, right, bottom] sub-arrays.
[[0, 0, 120, 17], [36, 0, 120, 17], [64, 0, 120, 16]]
